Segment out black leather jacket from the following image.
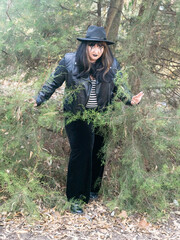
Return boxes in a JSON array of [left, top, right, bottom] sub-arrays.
[[36, 52, 132, 113]]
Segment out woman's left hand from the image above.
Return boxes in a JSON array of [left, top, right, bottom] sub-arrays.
[[131, 91, 144, 105]]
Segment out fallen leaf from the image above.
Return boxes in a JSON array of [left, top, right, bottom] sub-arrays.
[[16, 107, 22, 121], [111, 211, 115, 217], [16, 230, 28, 233], [29, 151, 33, 159], [175, 211, 180, 215], [119, 210, 128, 219], [138, 218, 149, 228], [52, 211, 61, 219]]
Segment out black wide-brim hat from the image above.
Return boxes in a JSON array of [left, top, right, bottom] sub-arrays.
[[77, 25, 114, 45]]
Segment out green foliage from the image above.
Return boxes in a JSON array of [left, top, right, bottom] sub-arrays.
[[0, 90, 66, 217], [100, 88, 180, 218], [0, 170, 44, 217], [0, 0, 95, 73], [0, 69, 179, 220], [37, 103, 63, 132], [118, 0, 180, 108]]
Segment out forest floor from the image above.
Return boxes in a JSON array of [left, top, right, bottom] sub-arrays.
[[0, 199, 180, 240], [0, 76, 180, 240]]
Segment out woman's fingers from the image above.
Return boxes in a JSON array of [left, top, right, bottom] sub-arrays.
[[131, 91, 144, 105], [136, 91, 144, 101]]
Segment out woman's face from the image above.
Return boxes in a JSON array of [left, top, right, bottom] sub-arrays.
[[87, 42, 104, 63]]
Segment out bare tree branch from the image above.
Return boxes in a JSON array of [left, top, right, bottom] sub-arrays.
[[2, 50, 9, 55], [6, 0, 12, 21], [59, 4, 71, 11]]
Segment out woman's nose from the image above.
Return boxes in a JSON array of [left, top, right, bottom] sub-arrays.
[[93, 46, 100, 53]]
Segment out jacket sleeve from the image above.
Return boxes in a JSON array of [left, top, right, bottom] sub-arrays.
[[113, 59, 133, 106], [36, 58, 67, 106]]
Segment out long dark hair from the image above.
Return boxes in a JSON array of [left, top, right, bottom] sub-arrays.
[[75, 42, 114, 82]]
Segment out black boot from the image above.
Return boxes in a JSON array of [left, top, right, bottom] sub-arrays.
[[90, 192, 98, 200], [70, 201, 83, 214]]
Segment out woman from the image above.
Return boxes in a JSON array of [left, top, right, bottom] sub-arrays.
[[35, 25, 144, 214]]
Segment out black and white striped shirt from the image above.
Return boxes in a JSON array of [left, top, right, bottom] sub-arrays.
[[86, 79, 98, 108]]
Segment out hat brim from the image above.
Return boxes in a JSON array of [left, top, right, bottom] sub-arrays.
[[77, 37, 114, 45]]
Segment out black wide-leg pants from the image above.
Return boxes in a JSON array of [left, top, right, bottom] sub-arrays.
[[65, 119, 105, 203]]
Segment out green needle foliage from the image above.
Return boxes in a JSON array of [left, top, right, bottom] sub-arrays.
[[0, 91, 66, 217], [0, 69, 179, 219], [102, 103, 180, 219]]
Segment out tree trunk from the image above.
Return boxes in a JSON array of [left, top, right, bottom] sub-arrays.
[[105, 0, 124, 52], [97, 0, 102, 26]]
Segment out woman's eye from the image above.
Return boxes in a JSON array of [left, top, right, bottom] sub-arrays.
[[89, 43, 95, 47], [88, 43, 104, 50]]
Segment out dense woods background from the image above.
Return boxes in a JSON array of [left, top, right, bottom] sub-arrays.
[[0, 0, 179, 219]]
